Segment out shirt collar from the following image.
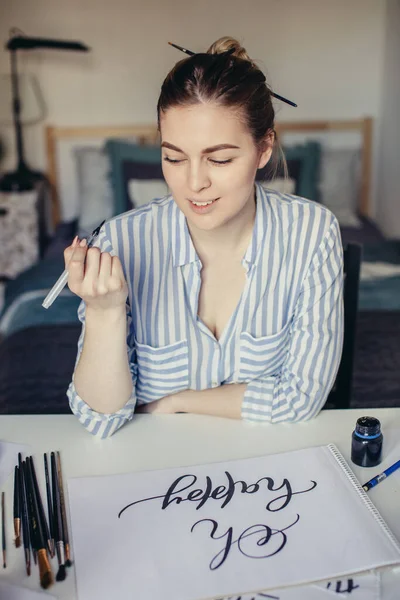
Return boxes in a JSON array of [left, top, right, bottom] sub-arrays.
[[242, 183, 266, 267], [172, 201, 198, 267], [171, 183, 267, 268]]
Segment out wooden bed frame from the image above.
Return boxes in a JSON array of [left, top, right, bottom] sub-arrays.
[[45, 117, 372, 228]]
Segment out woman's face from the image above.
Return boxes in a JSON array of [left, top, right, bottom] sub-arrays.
[[160, 103, 272, 231]]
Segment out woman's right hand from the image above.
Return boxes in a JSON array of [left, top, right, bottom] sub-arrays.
[[64, 237, 128, 311]]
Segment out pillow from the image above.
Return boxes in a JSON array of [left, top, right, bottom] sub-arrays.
[[318, 148, 362, 227], [105, 140, 162, 214], [126, 178, 296, 207], [74, 147, 115, 236], [106, 139, 320, 211], [123, 159, 166, 208], [256, 143, 321, 201], [283, 142, 321, 202], [56, 137, 121, 223], [256, 158, 301, 195], [261, 177, 296, 195], [128, 179, 169, 208]]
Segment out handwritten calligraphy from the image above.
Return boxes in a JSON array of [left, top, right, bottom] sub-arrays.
[[215, 578, 362, 599], [118, 469, 317, 572], [327, 579, 360, 593], [118, 471, 317, 517], [191, 515, 300, 570], [217, 594, 280, 600]]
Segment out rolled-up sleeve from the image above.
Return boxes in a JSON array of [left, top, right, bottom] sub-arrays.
[[242, 216, 344, 423], [67, 300, 138, 438], [66, 227, 138, 438]]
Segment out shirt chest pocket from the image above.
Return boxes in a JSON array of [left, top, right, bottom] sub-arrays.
[[239, 321, 291, 382], [134, 338, 190, 401]]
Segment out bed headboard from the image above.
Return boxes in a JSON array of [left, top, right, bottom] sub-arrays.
[[45, 117, 372, 229]]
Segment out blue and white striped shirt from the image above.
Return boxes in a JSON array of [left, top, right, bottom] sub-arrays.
[[67, 183, 344, 438]]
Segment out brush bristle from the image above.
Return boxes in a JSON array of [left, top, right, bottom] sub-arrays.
[[65, 558, 73, 568], [56, 564, 66, 582], [14, 536, 21, 548], [37, 549, 54, 589], [41, 570, 54, 589]]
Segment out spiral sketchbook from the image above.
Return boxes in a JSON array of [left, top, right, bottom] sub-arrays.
[[67, 444, 400, 600]]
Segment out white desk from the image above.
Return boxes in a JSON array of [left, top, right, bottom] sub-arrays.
[[1, 409, 399, 599]]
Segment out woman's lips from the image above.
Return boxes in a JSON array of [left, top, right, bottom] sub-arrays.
[[187, 197, 220, 214]]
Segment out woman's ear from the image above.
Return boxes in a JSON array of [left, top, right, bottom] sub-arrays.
[[257, 130, 275, 170]]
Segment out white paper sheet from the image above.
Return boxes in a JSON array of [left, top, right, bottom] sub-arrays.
[[217, 572, 380, 599], [0, 440, 30, 490], [68, 446, 398, 600], [0, 581, 57, 600]]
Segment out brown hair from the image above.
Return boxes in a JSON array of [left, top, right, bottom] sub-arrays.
[[157, 36, 285, 177]]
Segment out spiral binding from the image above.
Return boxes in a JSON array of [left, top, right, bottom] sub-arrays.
[[327, 444, 400, 554]]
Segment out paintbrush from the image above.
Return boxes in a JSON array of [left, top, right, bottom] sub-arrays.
[[13, 465, 21, 548], [25, 459, 54, 589], [29, 456, 53, 557], [51, 452, 66, 582], [1, 491, 6, 568], [56, 452, 72, 567], [44, 454, 55, 557], [19, 456, 31, 576]]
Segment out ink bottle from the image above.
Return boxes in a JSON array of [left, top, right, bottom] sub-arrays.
[[351, 416, 383, 468]]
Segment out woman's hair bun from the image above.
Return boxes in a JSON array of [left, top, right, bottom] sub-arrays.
[[206, 36, 253, 64]]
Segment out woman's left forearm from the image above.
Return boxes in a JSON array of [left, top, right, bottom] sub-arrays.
[[172, 383, 247, 419]]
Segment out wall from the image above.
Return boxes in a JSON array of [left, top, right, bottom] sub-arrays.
[[376, 0, 400, 238], [0, 0, 386, 218]]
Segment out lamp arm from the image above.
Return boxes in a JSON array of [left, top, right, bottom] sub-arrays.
[[10, 49, 27, 170]]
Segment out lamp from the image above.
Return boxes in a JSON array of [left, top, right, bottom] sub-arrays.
[[0, 32, 90, 192]]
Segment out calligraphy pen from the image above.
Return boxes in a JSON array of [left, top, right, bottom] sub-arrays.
[[1, 491, 6, 568], [19, 455, 31, 576], [42, 219, 106, 309], [44, 454, 55, 557], [362, 459, 400, 492]]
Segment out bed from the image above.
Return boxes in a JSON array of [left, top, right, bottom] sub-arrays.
[[0, 118, 399, 413]]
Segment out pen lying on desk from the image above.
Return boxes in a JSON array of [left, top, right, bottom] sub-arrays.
[[19, 455, 31, 576], [42, 219, 105, 310], [44, 454, 55, 558], [362, 459, 400, 492], [57, 452, 72, 567], [2, 491, 6, 569], [13, 466, 21, 548], [51, 452, 67, 582]]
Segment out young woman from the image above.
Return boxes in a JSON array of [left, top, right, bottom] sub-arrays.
[[65, 37, 344, 438]]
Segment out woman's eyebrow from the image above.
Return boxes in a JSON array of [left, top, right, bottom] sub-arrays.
[[161, 142, 240, 154]]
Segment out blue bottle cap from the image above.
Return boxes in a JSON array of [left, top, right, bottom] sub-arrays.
[[354, 416, 381, 438]]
